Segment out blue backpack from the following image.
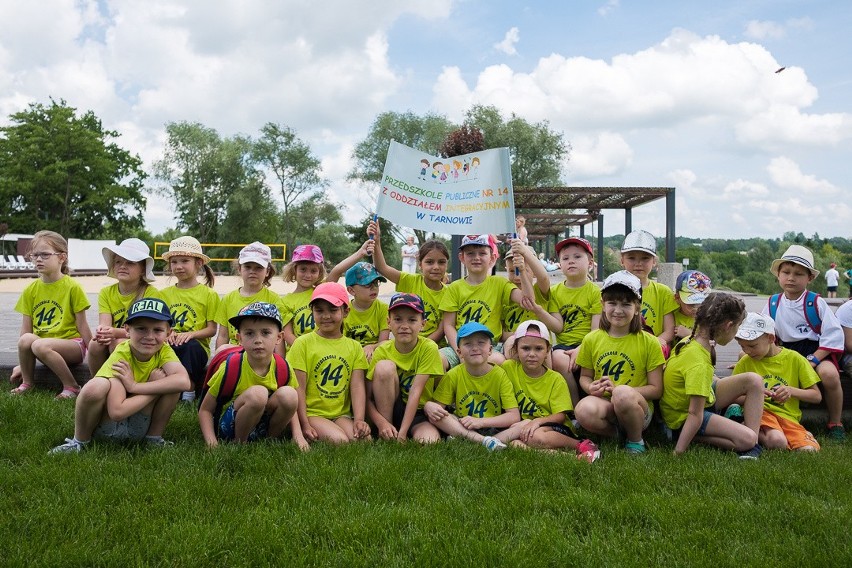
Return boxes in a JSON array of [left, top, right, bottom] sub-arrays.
[[767, 291, 822, 334]]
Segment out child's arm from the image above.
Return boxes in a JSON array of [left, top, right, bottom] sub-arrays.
[[349, 369, 371, 439], [635, 365, 663, 401], [198, 394, 220, 448], [327, 240, 375, 283], [95, 313, 125, 344], [442, 311, 459, 352], [658, 313, 675, 346], [769, 383, 822, 406], [398, 374, 430, 440], [282, 322, 297, 348], [580, 367, 614, 397], [365, 381, 398, 440], [426, 325, 445, 344], [516, 411, 568, 444], [171, 320, 217, 346], [367, 220, 402, 284], [214, 324, 229, 351], [287, 409, 310, 451], [294, 369, 318, 442], [75, 311, 93, 345], [674, 395, 707, 455], [20, 315, 33, 336], [113, 360, 191, 397], [513, 239, 551, 297], [459, 407, 521, 430], [508, 260, 536, 308]]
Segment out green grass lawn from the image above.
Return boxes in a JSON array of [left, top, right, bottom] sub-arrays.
[[2, 390, 851, 567]]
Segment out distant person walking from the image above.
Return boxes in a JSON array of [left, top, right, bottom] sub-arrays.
[[401, 236, 418, 274], [825, 262, 840, 298], [846, 266, 852, 300]]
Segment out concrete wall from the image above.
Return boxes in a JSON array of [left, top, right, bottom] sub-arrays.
[[68, 239, 114, 271]]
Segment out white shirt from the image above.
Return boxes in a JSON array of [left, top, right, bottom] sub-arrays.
[[826, 268, 839, 287], [761, 290, 844, 352]]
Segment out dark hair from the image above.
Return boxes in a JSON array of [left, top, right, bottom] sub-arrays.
[[418, 239, 450, 262], [674, 292, 745, 362], [600, 285, 643, 334]]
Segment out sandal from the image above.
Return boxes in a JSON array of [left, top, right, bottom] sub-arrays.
[[10, 382, 34, 395], [55, 386, 81, 400]]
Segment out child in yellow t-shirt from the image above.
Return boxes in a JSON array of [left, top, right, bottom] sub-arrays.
[[199, 302, 304, 449], [367, 293, 444, 443], [673, 270, 712, 341], [11, 230, 92, 399], [50, 298, 190, 453], [734, 312, 822, 451], [343, 262, 390, 361]]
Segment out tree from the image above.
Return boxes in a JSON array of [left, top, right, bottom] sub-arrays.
[[440, 124, 485, 158], [0, 99, 147, 238], [252, 122, 327, 248], [286, 193, 351, 264]]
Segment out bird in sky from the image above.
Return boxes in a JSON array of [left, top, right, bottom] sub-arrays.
[[775, 66, 786, 73]]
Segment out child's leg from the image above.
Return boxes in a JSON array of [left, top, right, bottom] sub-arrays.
[[266, 386, 299, 439], [551, 350, 580, 406], [171, 340, 209, 397], [574, 396, 617, 437], [713, 372, 764, 437], [31, 337, 85, 390], [106, 380, 159, 422], [816, 361, 843, 426], [371, 360, 400, 422], [87, 340, 109, 376], [14, 333, 40, 388], [144, 392, 181, 438], [332, 416, 371, 442], [228, 385, 271, 442], [697, 414, 758, 452], [72, 378, 112, 442], [409, 420, 441, 443], [307, 416, 351, 444], [610, 385, 649, 443], [431, 413, 487, 443], [759, 426, 788, 450]]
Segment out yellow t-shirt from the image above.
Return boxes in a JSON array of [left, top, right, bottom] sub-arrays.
[[280, 288, 316, 338], [547, 280, 602, 346], [287, 332, 368, 419], [215, 288, 285, 345], [397, 272, 445, 340], [367, 337, 443, 408], [98, 283, 160, 327], [660, 339, 715, 429], [673, 309, 695, 333], [640, 281, 679, 336], [96, 340, 179, 383], [158, 284, 220, 354], [439, 275, 516, 339], [576, 329, 665, 393], [501, 359, 573, 419], [733, 347, 820, 423], [344, 299, 389, 347], [15, 275, 90, 339], [432, 364, 518, 418], [503, 286, 548, 334], [205, 352, 297, 405]]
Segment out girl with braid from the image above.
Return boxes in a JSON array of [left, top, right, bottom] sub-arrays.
[[659, 292, 767, 459]]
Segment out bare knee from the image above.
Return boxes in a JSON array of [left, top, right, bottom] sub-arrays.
[[373, 360, 398, 384], [818, 365, 840, 387], [761, 428, 788, 450], [18, 333, 39, 351], [79, 377, 110, 401], [238, 385, 269, 411]]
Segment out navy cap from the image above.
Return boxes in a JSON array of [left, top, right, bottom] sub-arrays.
[[388, 293, 424, 313], [228, 302, 283, 330], [125, 298, 173, 326]]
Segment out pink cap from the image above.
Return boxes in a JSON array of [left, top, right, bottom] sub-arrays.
[[310, 282, 349, 307], [292, 244, 324, 264]]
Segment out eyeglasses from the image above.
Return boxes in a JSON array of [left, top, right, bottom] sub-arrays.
[[26, 252, 63, 260]]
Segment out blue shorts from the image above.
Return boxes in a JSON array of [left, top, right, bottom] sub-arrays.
[[218, 403, 270, 442], [664, 409, 716, 442]]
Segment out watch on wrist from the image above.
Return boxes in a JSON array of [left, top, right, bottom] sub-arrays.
[[806, 354, 820, 366]]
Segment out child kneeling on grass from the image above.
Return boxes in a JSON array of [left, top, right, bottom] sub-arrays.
[[423, 322, 520, 451], [50, 298, 190, 454], [734, 312, 822, 451], [198, 302, 306, 450]]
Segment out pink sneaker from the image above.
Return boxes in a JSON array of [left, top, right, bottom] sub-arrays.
[[576, 439, 601, 463]]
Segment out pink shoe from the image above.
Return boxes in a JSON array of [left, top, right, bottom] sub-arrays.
[[576, 439, 601, 463]]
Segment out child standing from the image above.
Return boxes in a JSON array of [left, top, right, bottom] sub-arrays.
[[619, 230, 677, 356], [88, 238, 159, 377], [199, 302, 305, 449], [50, 298, 190, 453], [159, 236, 220, 401], [497, 320, 600, 461], [424, 322, 519, 450], [734, 312, 822, 451], [288, 282, 371, 445], [343, 262, 390, 361], [439, 235, 533, 369], [367, 293, 444, 443], [368, 220, 449, 345], [575, 271, 666, 454], [214, 242, 285, 355], [762, 245, 845, 440], [10, 231, 93, 399], [673, 270, 712, 341], [660, 292, 766, 458]]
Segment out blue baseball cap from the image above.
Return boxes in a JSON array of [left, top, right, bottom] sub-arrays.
[[457, 321, 494, 341], [125, 298, 174, 326], [345, 262, 386, 287], [228, 302, 283, 330]]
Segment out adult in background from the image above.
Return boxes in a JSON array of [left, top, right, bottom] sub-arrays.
[[825, 262, 840, 298], [845, 266, 852, 300], [401, 236, 418, 274]]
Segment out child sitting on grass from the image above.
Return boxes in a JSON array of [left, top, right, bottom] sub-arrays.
[[734, 312, 822, 451], [199, 302, 306, 449], [424, 322, 520, 451], [50, 298, 190, 453]]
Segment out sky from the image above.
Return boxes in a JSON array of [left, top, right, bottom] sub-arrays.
[[1, 0, 850, 240]]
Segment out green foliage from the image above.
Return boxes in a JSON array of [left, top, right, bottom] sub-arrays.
[[0, 99, 147, 239], [3, 394, 852, 566], [286, 193, 351, 265]]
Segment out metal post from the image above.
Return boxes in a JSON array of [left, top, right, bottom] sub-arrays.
[[666, 189, 676, 262], [597, 213, 604, 281], [579, 224, 585, 238], [625, 207, 632, 235], [451, 235, 461, 281]]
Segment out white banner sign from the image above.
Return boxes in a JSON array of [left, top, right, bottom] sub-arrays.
[[376, 141, 516, 235]]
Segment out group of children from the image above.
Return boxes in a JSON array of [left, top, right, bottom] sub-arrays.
[[9, 226, 847, 459]]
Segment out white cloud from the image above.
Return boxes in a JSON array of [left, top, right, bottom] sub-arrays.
[[598, 0, 619, 17], [744, 17, 814, 40], [766, 157, 839, 195], [721, 178, 770, 200], [736, 104, 852, 148], [567, 132, 632, 179], [494, 27, 520, 56]]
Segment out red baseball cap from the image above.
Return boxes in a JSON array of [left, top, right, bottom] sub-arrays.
[[555, 237, 594, 258]]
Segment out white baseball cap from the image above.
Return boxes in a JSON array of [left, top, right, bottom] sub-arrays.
[[514, 319, 550, 345], [736, 312, 775, 341], [621, 229, 657, 256], [601, 270, 642, 299], [239, 241, 272, 268]]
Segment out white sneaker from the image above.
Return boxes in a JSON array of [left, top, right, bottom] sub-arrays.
[[180, 390, 196, 402], [482, 436, 507, 451], [49, 438, 85, 455]]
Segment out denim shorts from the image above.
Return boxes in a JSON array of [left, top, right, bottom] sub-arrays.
[[664, 409, 715, 442], [218, 402, 270, 441]]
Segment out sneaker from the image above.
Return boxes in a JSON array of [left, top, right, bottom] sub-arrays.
[[482, 436, 507, 451], [827, 424, 846, 442], [737, 444, 762, 460], [145, 436, 175, 447], [724, 404, 744, 423], [576, 439, 601, 463], [180, 390, 196, 403], [624, 441, 646, 454], [49, 438, 86, 455]]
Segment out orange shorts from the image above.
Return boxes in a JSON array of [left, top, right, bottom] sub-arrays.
[[760, 411, 820, 451]]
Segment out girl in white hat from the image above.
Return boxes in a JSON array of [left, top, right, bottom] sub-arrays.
[[159, 236, 219, 401]]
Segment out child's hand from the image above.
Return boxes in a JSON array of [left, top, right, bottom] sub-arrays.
[[303, 424, 319, 442], [675, 325, 691, 339], [353, 419, 371, 440], [111, 360, 136, 392], [95, 325, 114, 345], [769, 385, 792, 404], [363, 344, 377, 362], [367, 220, 381, 240], [519, 420, 538, 443], [424, 401, 448, 423], [148, 367, 166, 382], [376, 419, 398, 441], [566, 348, 579, 372], [589, 377, 613, 397], [357, 239, 374, 257], [395, 430, 409, 443], [171, 332, 194, 346], [295, 437, 311, 452], [458, 415, 480, 430]]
